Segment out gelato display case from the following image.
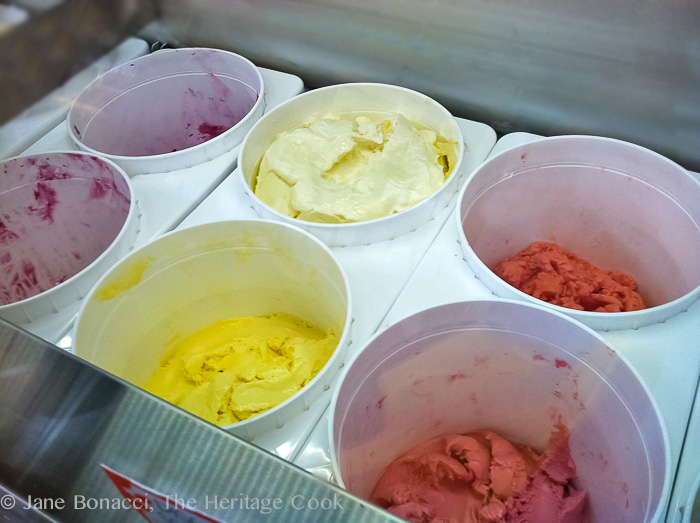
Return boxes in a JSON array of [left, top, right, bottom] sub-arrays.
[[1, 1, 700, 522]]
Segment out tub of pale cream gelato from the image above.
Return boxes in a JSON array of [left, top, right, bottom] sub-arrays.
[[0, 152, 138, 326], [330, 300, 670, 523], [68, 48, 264, 176], [73, 220, 351, 441], [457, 135, 700, 331], [239, 83, 464, 246]]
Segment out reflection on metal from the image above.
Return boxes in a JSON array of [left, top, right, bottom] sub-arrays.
[[0, 320, 400, 522], [142, 0, 700, 171], [0, 0, 157, 124], [0, 484, 58, 522]]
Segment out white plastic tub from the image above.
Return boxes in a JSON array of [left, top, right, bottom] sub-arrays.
[[0, 152, 138, 325], [239, 83, 465, 247], [73, 220, 351, 442], [68, 47, 264, 176], [330, 300, 670, 522], [456, 135, 700, 331]]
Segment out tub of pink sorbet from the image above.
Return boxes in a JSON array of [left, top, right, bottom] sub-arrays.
[[330, 299, 670, 523], [68, 47, 264, 176], [456, 135, 700, 331], [0, 152, 138, 326]]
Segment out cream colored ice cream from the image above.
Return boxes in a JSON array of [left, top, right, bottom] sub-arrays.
[[144, 313, 338, 426], [253, 112, 459, 223]]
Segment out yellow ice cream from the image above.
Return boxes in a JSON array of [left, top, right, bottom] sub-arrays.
[[253, 112, 459, 223], [144, 313, 338, 426]]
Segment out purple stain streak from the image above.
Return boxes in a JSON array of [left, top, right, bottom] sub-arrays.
[[555, 358, 571, 369], [90, 176, 124, 201], [207, 72, 233, 100], [198, 122, 229, 140], [28, 182, 59, 224], [73, 125, 82, 138], [90, 177, 111, 199], [0, 291, 10, 305], [1, 260, 39, 305], [64, 153, 111, 173], [0, 219, 19, 244], [37, 162, 72, 181], [90, 176, 131, 205], [23, 260, 38, 285], [1, 252, 11, 264]]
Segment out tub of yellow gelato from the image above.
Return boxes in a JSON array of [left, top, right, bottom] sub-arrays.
[[239, 83, 464, 246], [73, 220, 351, 441]]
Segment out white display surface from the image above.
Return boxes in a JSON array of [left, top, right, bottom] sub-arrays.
[[670, 379, 700, 522], [6, 42, 698, 521], [295, 131, 700, 522], [13, 66, 303, 345], [175, 117, 498, 460]]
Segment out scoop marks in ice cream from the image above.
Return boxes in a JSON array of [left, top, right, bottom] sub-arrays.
[[144, 313, 338, 426], [370, 424, 586, 523], [494, 241, 646, 313], [253, 113, 459, 223]]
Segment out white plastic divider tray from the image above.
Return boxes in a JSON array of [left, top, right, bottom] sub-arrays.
[[175, 117, 497, 461], [293, 132, 700, 520], [669, 379, 700, 522], [16, 66, 304, 345]]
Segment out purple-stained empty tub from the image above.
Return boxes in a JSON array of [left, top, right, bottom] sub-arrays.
[[0, 152, 138, 325], [68, 47, 265, 176]]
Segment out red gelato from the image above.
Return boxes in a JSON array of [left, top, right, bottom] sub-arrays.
[[370, 425, 586, 523], [493, 241, 646, 313]]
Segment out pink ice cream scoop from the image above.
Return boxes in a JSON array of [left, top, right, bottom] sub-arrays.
[[370, 424, 586, 523], [0, 152, 132, 306]]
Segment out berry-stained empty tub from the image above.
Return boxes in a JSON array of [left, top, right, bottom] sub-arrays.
[[0, 152, 138, 325], [68, 47, 264, 176]]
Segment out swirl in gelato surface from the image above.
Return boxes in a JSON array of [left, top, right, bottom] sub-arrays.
[[371, 424, 586, 523], [253, 113, 459, 223], [144, 313, 338, 426]]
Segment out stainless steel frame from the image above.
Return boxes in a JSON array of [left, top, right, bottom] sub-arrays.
[[0, 320, 400, 522]]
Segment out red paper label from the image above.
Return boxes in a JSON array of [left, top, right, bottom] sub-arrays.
[[102, 465, 224, 523]]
